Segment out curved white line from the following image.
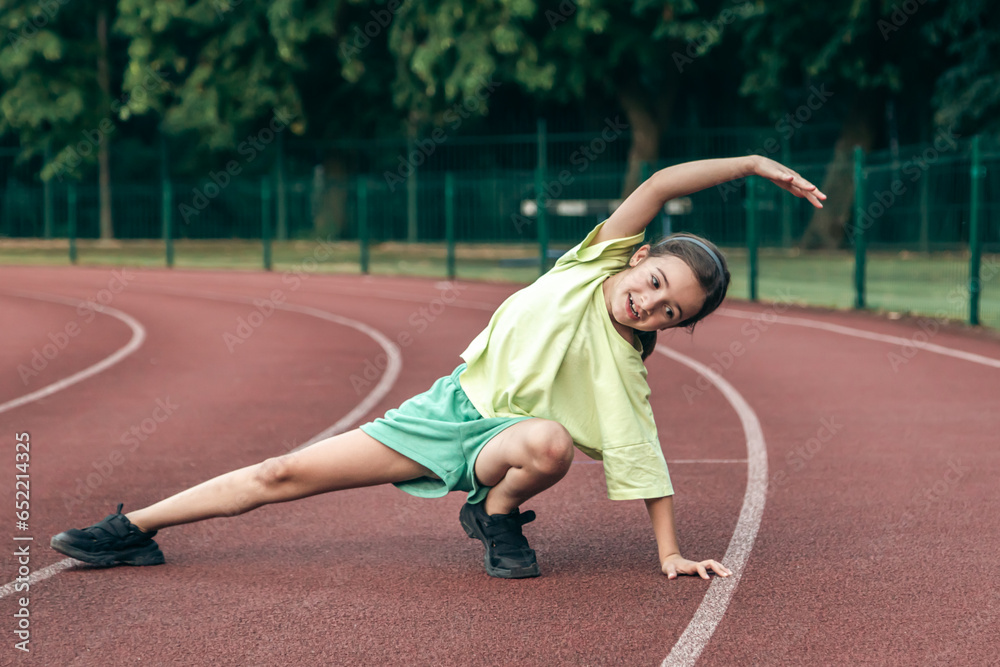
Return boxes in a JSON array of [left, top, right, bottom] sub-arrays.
[[0, 291, 147, 415], [116, 283, 403, 448], [0, 560, 75, 599], [273, 301, 401, 449], [719, 308, 1000, 369], [656, 345, 768, 667], [0, 290, 146, 601], [0, 284, 400, 600]]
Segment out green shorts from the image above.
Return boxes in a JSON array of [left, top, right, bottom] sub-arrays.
[[360, 363, 529, 504]]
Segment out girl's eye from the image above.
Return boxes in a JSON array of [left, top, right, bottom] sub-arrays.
[[665, 306, 674, 319], [652, 276, 659, 288]]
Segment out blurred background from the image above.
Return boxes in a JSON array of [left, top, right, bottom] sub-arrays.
[[0, 0, 997, 325]]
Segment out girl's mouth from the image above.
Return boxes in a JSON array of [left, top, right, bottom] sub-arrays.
[[628, 294, 640, 320]]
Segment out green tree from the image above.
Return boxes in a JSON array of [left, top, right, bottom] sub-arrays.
[[0, 0, 122, 240], [115, 0, 402, 237], [389, 0, 741, 196], [735, 0, 948, 248], [929, 0, 1000, 134]]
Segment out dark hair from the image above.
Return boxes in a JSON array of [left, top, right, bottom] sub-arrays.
[[633, 232, 731, 360]]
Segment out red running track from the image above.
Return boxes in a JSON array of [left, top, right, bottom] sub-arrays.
[[0, 265, 997, 666]]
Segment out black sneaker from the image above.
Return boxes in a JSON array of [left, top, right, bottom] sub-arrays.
[[459, 502, 540, 579], [50, 503, 165, 567]]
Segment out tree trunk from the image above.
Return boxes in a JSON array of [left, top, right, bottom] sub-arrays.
[[96, 7, 113, 242], [314, 153, 349, 238], [617, 72, 679, 198], [800, 92, 879, 249]]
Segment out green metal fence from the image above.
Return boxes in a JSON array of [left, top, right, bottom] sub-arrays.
[[1, 129, 998, 328]]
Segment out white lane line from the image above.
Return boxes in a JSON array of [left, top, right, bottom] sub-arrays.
[[719, 308, 1000, 369], [0, 560, 75, 599], [304, 283, 500, 313], [0, 290, 147, 600], [0, 284, 400, 600], [0, 291, 146, 415], [572, 459, 747, 465], [656, 345, 768, 667], [116, 283, 402, 449]]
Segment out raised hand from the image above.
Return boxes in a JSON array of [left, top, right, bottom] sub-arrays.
[[750, 155, 827, 209]]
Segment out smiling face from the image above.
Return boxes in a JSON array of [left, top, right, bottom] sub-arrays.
[[603, 245, 708, 340]]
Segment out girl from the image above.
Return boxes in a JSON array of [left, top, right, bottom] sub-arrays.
[[51, 155, 825, 580]]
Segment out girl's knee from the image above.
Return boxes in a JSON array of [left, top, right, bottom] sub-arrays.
[[525, 420, 574, 475], [254, 455, 296, 488]]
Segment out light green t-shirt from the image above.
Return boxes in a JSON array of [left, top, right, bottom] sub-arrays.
[[459, 222, 673, 500]]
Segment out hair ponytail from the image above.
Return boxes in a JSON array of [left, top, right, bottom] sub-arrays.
[[636, 329, 657, 361]]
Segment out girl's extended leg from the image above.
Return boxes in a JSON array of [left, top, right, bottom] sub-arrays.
[[125, 428, 434, 533], [472, 418, 575, 515]]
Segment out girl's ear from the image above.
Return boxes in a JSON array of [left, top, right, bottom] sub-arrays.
[[630, 244, 651, 267]]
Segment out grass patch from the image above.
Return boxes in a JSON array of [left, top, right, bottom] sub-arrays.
[[1, 239, 996, 328]]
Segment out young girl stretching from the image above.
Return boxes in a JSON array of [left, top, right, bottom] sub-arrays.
[[51, 155, 824, 579]]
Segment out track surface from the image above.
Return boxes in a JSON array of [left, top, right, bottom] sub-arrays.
[[1, 265, 997, 666]]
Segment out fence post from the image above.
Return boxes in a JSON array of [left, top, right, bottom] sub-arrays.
[[43, 144, 53, 239], [853, 146, 867, 309], [161, 134, 173, 268], [407, 138, 418, 243], [781, 141, 792, 248], [275, 131, 288, 241], [445, 172, 456, 280], [262, 177, 273, 271], [969, 135, 983, 326], [918, 169, 930, 253], [162, 179, 174, 268], [358, 176, 369, 274], [536, 118, 548, 276], [68, 183, 78, 265], [746, 177, 758, 301]]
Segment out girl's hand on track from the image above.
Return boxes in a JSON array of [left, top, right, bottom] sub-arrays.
[[661, 553, 732, 580], [750, 155, 827, 209]]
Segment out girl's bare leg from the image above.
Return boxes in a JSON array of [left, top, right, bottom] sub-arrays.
[[472, 418, 575, 516], [125, 428, 433, 532]]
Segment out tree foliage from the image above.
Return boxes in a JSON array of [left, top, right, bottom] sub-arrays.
[[929, 0, 1000, 134], [0, 0, 121, 179], [1, 0, 997, 236]]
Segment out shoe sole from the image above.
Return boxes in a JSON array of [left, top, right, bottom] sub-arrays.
[[459, 505, 540, 579], [50, 536, 165, 567]]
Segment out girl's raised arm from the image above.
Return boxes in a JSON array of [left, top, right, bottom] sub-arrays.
[[592, 155, 827, 245]]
